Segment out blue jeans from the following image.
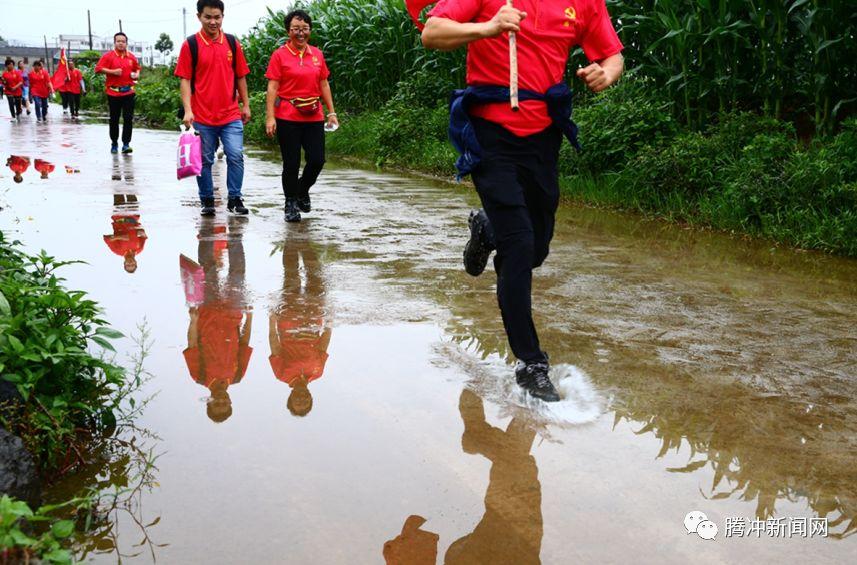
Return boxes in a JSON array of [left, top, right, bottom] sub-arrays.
[[194, 120, 245, 200], [32, 96, 48, 120]]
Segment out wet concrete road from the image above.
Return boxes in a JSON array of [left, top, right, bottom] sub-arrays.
[[2, 117, 856, 563]]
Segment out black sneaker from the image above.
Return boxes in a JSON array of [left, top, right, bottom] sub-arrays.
[[463, 209, 494, 277], [227, 197, 249, 215], [200, 197, 216, 217], [284, 198, 301, 222], [297, 194, 311, 213], [515, 360, 560, 402]]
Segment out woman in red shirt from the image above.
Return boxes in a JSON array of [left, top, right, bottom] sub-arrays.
[[2, 58, 24, 120], [28, 61, 53, 122], [264, 9, 338, 222]]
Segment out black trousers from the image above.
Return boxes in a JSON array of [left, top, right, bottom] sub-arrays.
[[470, 118, 562, 364], [275, 119, 325, 198], [108, 94, 135, 144], [68, 93, 81, 116], [6, 95, 22, 118], [60, 91, 69, 110]]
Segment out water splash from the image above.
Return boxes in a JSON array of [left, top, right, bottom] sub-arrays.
[[502, 364, 604, 427]]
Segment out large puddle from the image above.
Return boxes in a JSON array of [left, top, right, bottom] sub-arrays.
[[1, 119, 855, 563]]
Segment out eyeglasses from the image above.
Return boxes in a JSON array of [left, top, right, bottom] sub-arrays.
[[289, 27, 310, 34]]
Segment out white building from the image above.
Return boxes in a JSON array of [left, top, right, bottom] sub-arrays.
[[57, 34, 152, 65]]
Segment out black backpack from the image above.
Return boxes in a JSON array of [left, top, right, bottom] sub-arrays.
[[178, 33, 239, 120]]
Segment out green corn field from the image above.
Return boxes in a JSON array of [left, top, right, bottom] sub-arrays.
[[243, 0, 856, 136]]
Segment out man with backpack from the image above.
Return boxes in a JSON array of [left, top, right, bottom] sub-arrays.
[[176, 0, 252, 217]]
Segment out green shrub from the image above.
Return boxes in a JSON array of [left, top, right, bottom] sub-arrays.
[[0, 495, 81, 564], [0, 235, 126, 471], [559, 76, 679, 176], [376, 100, 455, 175]]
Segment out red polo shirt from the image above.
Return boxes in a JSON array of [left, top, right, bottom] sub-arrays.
[[428, 0, 623, 136], [66, 69, 83, 94], [28, 69, 51, 97], [183, 305, 253, 386], [2, 70, 23, 96], [95, 50, 140, 97], [174, 31, 251, 126], [265, 43, 330, 122], [103, 214, 147, 257], [7, 156, 30, 174]]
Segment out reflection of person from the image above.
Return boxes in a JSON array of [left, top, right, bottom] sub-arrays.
[[264, 9, 338, 222], [382, 390, 541, 564], [6, 155, 30, 183], [95, 32, 141, 154], [28, 61, 53, 122], [183, 218, 252, 423], [445, 390, 541, 564], [34, 159, 55, 179], [176, 0, 252, 217], [17, 61, 31, 116], [103, 196, 147, 273], [66, 61, 84, 118], [383, 515, 439, 565], [2, 59, 24, 121], [268, 237, 330, 417], [422, 1, 624, 401]]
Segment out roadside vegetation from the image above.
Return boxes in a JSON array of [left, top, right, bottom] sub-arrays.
[[81, 0, 857, 255], [0, 234, 157, 563]]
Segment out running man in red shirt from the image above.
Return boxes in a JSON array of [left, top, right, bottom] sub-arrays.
[[176, 0, 252, 217], [2, 59, 24, 121], [28, 61, 53, 122], [422, 0, 624, 401], [95, 32, 141, 154]]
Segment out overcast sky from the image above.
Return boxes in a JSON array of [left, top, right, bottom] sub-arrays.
[[2, 0, 283, 50]]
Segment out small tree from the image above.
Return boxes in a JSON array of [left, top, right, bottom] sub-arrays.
[[154, 33, 174, 65]]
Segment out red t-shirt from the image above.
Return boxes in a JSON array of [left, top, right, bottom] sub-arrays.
[[28, 69, 51, 98], [428, 0, 623, 136], [103, 214, 147, 257], [34, 159, 55, 175], [65, 69, 83, 94], [174, 31, 251, 126], [95, 50, 141, 97], [265, 43, 330, 122], [183, 305, 253, 386], [7, 156, 30, 174], [269, 317, 329, 384], [2, 70, 23, 96]]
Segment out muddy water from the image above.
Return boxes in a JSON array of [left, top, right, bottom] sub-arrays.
[[1, 119, 855, 563]]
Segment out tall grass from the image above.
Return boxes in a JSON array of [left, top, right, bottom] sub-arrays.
[[242, 1, 856, 134], [243, 0, 465, 112], [609, 0, 857, 133]]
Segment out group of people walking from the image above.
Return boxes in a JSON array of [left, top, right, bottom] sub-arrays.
[[2, 58, 85, 122], [172, 0, 336, 222]]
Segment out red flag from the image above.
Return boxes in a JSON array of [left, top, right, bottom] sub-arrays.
[[405, 0, 438, 31], [51, 48, 70, 90]]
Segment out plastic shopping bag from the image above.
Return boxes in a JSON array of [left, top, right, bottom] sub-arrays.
[[179, 254, 205, 306], [176, 126, 202, 180]]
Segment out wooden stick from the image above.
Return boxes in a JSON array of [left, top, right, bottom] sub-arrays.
[[507, 0, 519, 111]]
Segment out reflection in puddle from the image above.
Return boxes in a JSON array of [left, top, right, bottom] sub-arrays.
[[6, 154, 30, 182], [104, 193, 146, 274], [34, 158, 55, 179], [269, 228, 331, 417], [180, 217, 252, 422], [385, 389, 543, 564]]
